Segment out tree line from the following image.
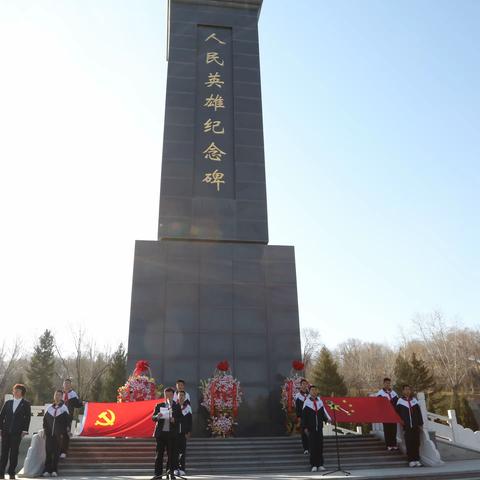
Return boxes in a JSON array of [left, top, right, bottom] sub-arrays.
[[303, 311, 480, 430], [1, 311, 478, 430], [0, 328, 127, 405]]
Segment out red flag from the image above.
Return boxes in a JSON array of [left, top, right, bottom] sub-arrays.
[[79, 399, 163, 438], [321, 397, 402, 424]]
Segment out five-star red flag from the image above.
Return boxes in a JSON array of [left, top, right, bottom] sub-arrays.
[[321, 397, 402, 424], [79, 399, 163, 437]]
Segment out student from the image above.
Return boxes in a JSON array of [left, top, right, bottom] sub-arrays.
[[301, 385, 331, 472], [42, 390, 70, 477], [60, 379, 83, 458], [173, 380, 190, 404], [0, 384, 31, 480], [173, 391, 192, 477], [376, 377, 399, 451], [295, 378, 310, 454], [396, 384, 424, 467], [152, 387, 182, 478]]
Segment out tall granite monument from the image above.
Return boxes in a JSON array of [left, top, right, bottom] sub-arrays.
[[127, 0, 302, 435]]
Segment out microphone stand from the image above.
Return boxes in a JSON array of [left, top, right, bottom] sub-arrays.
[[323, 406, 350, 477]]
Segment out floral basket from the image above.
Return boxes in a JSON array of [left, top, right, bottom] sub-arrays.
[[281, 360, 306, 434], [200, 360, 242, 437], [117, 360, 160, 402]]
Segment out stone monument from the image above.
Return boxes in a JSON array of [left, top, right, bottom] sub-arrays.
[[127, 0, 302, 435]]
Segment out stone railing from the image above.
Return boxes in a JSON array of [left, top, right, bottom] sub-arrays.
[[323, 423, 363, 436], [426, 405, 480, 451]]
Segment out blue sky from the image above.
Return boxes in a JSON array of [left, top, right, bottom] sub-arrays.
[[0, 0, 478, 352]]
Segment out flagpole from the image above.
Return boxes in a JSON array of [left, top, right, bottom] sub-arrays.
[[323, 404, 350, 477]]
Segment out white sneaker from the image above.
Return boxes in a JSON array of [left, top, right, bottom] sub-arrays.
[[60, 453, 67, 459], [51, 473, 58, 478], [409, 461, 416, 467], [311, 466, 317, 472], [42, 473, 50, 478], [179, 471, 186, 476], [415, 461, 423, 467], [318, 466, 326, 471], [304, 449, 309, 455], [173, 470, 180, 476]]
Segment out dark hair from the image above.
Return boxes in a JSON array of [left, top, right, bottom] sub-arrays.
[[308, 385, 317, 391], [383, 377, 391, 383], [63, 378, 72, 383], [300, 378, 308, 383], [176, 379, 185, 384], [164, 387, 175, 393], [13, 384, 26, 396], [178, 390, 186, 396], [55, 389, 64, 395], [402, 384, 411, 390]]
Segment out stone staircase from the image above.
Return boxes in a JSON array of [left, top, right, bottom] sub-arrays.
[[60, 434, 408, 476]]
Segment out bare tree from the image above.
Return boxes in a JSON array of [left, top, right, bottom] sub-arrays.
[[335, 339, 396, 395], [412, 311, 476, 394], [301, 328, 322, 376], [0, 339, 23, 397], [54, 326, 111, 399]]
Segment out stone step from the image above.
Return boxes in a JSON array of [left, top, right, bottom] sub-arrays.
[[59, 461, 409, 476], [65, 452, 390, 462], [60, 435, 407, 476], [66, 446, 393, 458]]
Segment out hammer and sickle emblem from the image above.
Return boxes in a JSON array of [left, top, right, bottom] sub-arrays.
[[94, 409, 116, 426]]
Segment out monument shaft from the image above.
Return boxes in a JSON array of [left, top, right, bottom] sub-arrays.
[[128, 0, 302, 435]]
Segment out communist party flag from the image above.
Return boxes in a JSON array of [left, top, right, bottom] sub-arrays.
[[321, 397, 402, 424], [79, 399, 163, 437]]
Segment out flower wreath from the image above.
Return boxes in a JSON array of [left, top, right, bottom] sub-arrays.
[[200, 360, 243, 437], [117, 360, 160, 402], [281, 360, 307, 434]]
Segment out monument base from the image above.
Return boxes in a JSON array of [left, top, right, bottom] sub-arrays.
[[127, 239, 301, 435]]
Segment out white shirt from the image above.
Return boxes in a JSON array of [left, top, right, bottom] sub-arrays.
[[12, 398, 22, 413], [162, 401, 172, 432]]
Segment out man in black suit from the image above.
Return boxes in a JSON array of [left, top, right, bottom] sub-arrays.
[[0, 384, 31, 480], [152, 387, 181, 479]]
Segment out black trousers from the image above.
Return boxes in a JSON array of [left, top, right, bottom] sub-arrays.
[[0, 432, 22, 475], [60, 418, 72, 454], [44, 434, 63, 474], [404, 426, 421, 462], [308, 431, 324, 467], [155, 431, 176, 476], [383, 423, 397, 447], [175, 433, 187, 470], [298, 418, 308, 451]]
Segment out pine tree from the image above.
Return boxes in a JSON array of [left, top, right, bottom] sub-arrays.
[[393, 353, 435, 394], [393, 354, 413, 392], [103, 344, 127, 401], [409, 353, 435, 393], [27, 329, 56, 404], [90, 375, 105, 402], [311, 346, 347, 396]]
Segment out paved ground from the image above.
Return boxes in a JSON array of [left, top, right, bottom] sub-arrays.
[[25, 458, 480, 480]]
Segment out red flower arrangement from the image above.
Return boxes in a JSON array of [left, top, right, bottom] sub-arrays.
[[200, 361, 243, 437], [217, 360, 230, 372], [281, 359, 308, 434], [292, 360, 305, 371], [117, 359, 160, 402]]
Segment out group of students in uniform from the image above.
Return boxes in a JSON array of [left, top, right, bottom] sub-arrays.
[[0, 380, 83, 479], [295, 377, 425, 472], [152, 380, 192, 479], [2, 376, 425, 478], [376, 377, 424, 467]]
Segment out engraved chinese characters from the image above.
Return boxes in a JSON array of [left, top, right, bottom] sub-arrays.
[[195, 27, 234, 197]]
